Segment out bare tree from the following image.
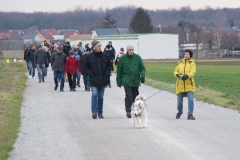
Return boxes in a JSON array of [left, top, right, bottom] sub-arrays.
[[212, 10, 228, 27], [228, 31, 239, 51], [212, 27, 224, 49], [190, 24, 202, 58]]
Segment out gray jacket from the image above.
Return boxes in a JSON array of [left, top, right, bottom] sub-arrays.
[[51, 52, 67, 72], [34, 50, 48, 65]]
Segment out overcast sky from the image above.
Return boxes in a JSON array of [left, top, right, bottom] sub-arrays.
[[1, 0, 240, 13]]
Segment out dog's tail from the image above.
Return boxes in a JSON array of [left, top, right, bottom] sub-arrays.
[[135, 95, 146, 101]]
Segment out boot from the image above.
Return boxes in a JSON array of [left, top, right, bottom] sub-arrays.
[[98, 114, 104, 119], [187, 114, 195, 120], [92, 113, 97, 119], [126, 112, 131, 118], [176, 113, 182, 119]]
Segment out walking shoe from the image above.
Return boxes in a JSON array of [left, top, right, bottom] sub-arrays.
[[70, 89, 73, 91], [29, 75, 32, 79], [98, 114, 104, 119], [32, 77, 35, 79], [54, 86, 58, 91], [60, 89, 64, 92], [72, 89, 76, 91], [38, 80, 42, 83], [42, 76, 45, 82], [85, 88, 87, 91], [92, 113, 97, 119], [126, 112, 131, 118], [77, 84, 80, 87], [87, 88, 90, 91], [176, 113, 182, 119], [187, 114, 195, 120]]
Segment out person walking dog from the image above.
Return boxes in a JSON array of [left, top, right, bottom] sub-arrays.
[[174, 50, 196, 120], [116, 45, 146, 118]]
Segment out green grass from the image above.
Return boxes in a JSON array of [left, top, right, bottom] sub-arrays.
[[0, 60, 26, 160], [145, 63, 240, 111]]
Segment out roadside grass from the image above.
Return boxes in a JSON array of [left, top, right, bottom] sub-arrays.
[[0, 61, 26, 160], [145, 63, 240, 111]]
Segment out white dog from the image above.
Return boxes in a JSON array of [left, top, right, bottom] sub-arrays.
[[131, 95, 147, 128]]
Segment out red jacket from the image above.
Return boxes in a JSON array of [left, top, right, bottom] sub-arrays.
[[64, 56, 80, 74]]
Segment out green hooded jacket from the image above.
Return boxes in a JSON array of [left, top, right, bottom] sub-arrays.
[[116, 53, 146, 87]]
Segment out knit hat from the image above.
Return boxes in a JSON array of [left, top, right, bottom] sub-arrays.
[[85, 47, 91, 52], [69, 50, 74, 55], [120, 48, 124, 52], [126, 45, 134, 51], [91, 40, 101, 51], [108, 41, 112, 44], [185, 50, 193, 58], [73, 48, 78, 52], [57, 46, 63, 50]]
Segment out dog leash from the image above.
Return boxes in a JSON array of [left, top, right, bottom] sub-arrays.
[[144, 84, 173, 102]]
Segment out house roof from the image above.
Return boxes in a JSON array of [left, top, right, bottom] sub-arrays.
[[64, 31, 80, 39], [69, 34, 91, 41], [0, 33, 10, 39], [46, 29, 58, 35], [58, 29, 78, 35], [7, 30, 23, 34], [95, 28, 120, 36], [38, 30, 54, 40], [22, 33, 38, 39], [9, 32, 28, 40], [117, 28, 129, 34]]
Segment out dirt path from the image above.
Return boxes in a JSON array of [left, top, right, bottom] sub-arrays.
[[9, 70, 240, 160]]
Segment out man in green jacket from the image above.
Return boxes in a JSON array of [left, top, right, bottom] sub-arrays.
[[116, 45, 146, 118]]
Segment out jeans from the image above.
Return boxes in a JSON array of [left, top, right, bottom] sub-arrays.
[[76, 71, 81, 85], [177, 91, 194, 115], [44, 67, 48, 77], [91, 86, 105, 114], [67, 73, 77, 89], [124, 86, 139, 112], [36, 64, 45, 82], [28, 61, 35, 77], [83, 75, 90, 89], [53, 71, 64, 90]]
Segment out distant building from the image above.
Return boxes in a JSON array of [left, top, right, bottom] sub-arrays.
[[38, 30, 54, 44], [22, 33, 42, 46], [91, 28, 129, 38]]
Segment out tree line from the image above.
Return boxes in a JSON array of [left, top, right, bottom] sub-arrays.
[[0, 5, 240, 33]]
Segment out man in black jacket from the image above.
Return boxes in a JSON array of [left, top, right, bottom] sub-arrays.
[[63, 42, 71, 57], [80, 47, 91, 91], [26, 45, 37, 79], [34, 45, 48, 83], [84, 40, 112, 119], [51, 46, 67, 91]]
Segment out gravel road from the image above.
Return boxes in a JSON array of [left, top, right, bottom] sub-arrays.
[[9, 70, 240, 160]]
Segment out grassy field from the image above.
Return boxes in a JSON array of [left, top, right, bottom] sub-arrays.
[[0, 60, 26, 160], [144, 59, 240, 111]]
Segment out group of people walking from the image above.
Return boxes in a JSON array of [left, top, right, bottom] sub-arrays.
[[24, 40, 197, 120]]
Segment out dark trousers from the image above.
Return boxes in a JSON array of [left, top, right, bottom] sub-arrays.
[[124, 86, 139, 112], [67, 73, 77, 89]]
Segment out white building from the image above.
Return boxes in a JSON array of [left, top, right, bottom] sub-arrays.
[[82, 33, 178, 59]]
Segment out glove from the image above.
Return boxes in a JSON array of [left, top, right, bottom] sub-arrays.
[[140, 77, 145, 83], [181, 75, 189, 80], [176, 74, 182, 78]]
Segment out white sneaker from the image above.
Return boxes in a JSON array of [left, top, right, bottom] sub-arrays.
[[32, 77, 35, 79], [29, 75, 32, 79]]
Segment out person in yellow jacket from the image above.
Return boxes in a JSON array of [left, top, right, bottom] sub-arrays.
[[174, 50, 196, 120]]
